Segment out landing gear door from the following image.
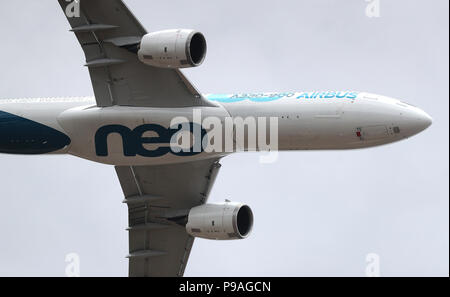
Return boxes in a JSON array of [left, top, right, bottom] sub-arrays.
[[358, 125, 389, 140]]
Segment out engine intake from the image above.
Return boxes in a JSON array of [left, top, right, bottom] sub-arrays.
[[186, 201, 254, 240], [138, 29, 207, 69]]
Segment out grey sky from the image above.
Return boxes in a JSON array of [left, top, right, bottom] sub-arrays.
[[0, 0, 448, 276]]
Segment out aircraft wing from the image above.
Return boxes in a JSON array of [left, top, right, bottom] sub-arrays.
[[115, 159, 222, 277], [58, 0, 213, 108]]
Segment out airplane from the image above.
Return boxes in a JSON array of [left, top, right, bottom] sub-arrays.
[[0, 0, 432, 277]]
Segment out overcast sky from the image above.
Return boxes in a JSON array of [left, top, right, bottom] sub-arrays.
[[0, 0, 448, 277]]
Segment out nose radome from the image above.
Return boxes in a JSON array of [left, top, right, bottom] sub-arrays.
[[414, 108, 433, 131], [402, 107, 433, 137]]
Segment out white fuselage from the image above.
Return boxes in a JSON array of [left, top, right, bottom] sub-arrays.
[[0, 91, 432, 165]]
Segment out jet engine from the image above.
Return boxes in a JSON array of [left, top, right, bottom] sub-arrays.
[[138, 29, 207, 69], [186, 201, 254, 240]]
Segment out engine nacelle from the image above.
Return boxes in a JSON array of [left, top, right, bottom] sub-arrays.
[[186, 201, 254, 240], [138, 29, 207, 69]]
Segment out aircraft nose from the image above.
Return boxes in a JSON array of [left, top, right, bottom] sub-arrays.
[[401, 107, 432, 137], [419, 109, 433, 129]]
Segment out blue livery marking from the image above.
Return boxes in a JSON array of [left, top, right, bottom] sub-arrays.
[[0, 110, 71, 155], [207, 91, 359, 103], [95, 123, 207, 158], [296, 91, 358, 99], [207, 93, 296, 103]]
